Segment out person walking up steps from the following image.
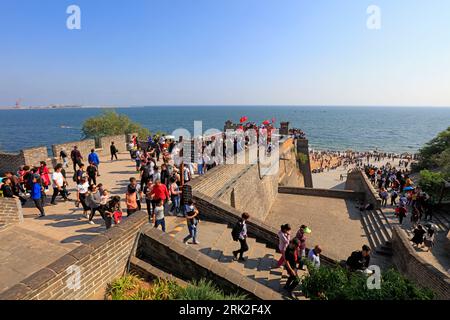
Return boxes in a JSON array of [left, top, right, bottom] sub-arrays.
[[284, 238, 301, 299], [183, 200, 200, 245], [232, 212, 250, 262], [276, 224, 291, 268]]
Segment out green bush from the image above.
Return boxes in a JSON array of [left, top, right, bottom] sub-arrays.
[[106, 275, 247, 301], [419, 170, 446, 200], [82, 109, 150, 140], [301, 264, 434, 300]]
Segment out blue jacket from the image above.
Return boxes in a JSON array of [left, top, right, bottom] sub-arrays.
[[31, 183, 42, 200], [88, 152, 100, 165]]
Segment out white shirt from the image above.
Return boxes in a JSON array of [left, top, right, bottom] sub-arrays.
[[52, 172, 64, 188], [77, 182, 89, 194], [308, 250, 321, 269]]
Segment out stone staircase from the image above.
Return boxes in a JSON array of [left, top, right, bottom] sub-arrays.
[[163, 216, 307, 299], [360, 209, 394, 267]]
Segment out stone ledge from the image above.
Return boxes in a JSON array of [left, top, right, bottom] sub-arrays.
[[0, 283, 32, 300]]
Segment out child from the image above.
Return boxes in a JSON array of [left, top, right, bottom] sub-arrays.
[[101, 189, 110, 206], [153, 200, 166, 232]]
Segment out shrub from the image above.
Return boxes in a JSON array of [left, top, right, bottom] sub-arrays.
[[82, 109, 150, 140], [301, 264, 434, 300], [106, 275, 247, 300]]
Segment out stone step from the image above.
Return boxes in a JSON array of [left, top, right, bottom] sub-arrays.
[[360, 211, 382, 250], [366, 210, 390, 245], [373, 210, 393, 240]]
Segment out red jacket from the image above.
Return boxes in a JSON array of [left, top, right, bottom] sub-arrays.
[[151, 184, 169, 201]]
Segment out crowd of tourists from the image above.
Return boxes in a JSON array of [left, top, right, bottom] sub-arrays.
[[310, 150, 416, 174], [363, 162, 436, 252]]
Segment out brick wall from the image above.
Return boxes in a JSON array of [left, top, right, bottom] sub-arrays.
[[279, 186, 365, 201], [391, 226, 450, 300], [345, 169, 381, 209], [52, 139, 95, 167], [136, 225, 283, 300], [0, 211, 148, 300], [0, 198, 23, 227], [278, 138, 304, 187]]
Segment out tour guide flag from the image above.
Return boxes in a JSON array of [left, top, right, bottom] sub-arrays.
[[263, 120, 270, 125], [240, 116, 248, 123]]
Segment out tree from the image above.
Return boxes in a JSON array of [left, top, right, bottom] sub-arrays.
[[82, 110, 150, 139], [419, 170, 446, 201], [414, 126, 450, 171]]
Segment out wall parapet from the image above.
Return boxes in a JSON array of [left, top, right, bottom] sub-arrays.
[[345, 169, 381, 209], [391, 226, 450, 300], [0, 197, 23, 227], [0, 211, 148, 300], [279, 186, 365, 200]]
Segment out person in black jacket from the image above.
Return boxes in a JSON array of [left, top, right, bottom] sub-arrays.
[[1, 178, 15, 198], [346, 245, 371, 272], [110, 142, 119, 161]]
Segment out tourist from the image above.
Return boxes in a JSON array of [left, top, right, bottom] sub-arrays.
[[125, 181, 139, 216], [60, 148, 69, 168], [87, 184, 104, 225], [86, 162, 98, 186], [1, 178, 15, 198], [197, 153, 204, 175], [37, 161, 51, 190], [143, 180, 154, 222], [390, 189, 398, 206], [153, 199, 166, 232], [101, 189, 110, 205], [75, 163, 86, 184], [295, 225, 311, 270], [411, 225, 426, 248], [169, 177, 181, 216], [232, 212, 250, 262], [88, 149, 100, 176], [410, 206, 420, 229], [150, 179, 170, 213], [103, 196, 121, 229], [130, 178, 142, 210], [152, 166, 161, 183], [276, 224, 291, 268], [379, 188, 389, 207], [183, 200, 200, 245], [70, 146, 83, 172], [4, 172, 26, 205], [308, 245, 322, 269], [139, 160, 151, 188], [283, 238, 300, 299], [135, 148, 142, 172], [346, 245, 371, 272], [31, 175, 45, 217], [397, 205, 407, 225], [76, 177, 90, 218], [51, 164, 68, 205], [110, 142, 119, 161], [424, 227, 435, 252], [160, 164, 170, 188]]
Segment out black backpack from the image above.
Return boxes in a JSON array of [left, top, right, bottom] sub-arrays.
[[231, 220, 243, 241]]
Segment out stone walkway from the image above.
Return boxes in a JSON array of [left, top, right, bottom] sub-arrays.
[[0, 153, 140, 293], [266, 194, 367, 262]]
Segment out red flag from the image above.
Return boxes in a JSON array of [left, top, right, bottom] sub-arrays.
[[263, 120, 270, 125], [240, 116, 248, 123]]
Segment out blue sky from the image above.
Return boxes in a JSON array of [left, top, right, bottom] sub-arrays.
[[0, 0, 449, 107]]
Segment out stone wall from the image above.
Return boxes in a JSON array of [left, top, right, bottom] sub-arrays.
[[391, 226, 450, 300], [0, 152, 24, 175], [52, 139, 96, 165], [345, 169, 381, 209], [278, 138, 304, 187], [21, 147, 50, 168], [296, 139, 313, 188], [0, 198, 23, 227], [136, 225, 283, 300], [279, 186, 365, 201], [0, 211, 148, 300]]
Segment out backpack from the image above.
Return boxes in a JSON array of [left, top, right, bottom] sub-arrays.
[[231, 220, 243, 241]]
